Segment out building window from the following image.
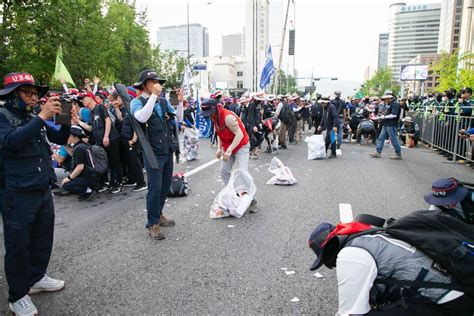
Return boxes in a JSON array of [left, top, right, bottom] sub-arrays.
[[454, 29, 460, 34], [454, 36, 459, 41], [456, 7, 462, 13], [237, 71, 243, 77], [456, 0, 462, 5], [237, 81, 243, 89]]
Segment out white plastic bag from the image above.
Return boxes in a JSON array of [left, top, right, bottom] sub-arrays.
[[266, 157, 297, 186], [210, 169, 257, 219], [305, 135, 326, 160], [183, 127, 199, 161]]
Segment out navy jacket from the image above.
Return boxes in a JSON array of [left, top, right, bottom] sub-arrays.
[[0, 106, 70, 191], [320, 104, 339, 131]]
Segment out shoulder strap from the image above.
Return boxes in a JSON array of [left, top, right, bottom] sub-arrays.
[[0, 107, 22, 128], [374, 278, 468, 293]]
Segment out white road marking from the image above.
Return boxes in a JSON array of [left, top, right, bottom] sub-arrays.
[[184, 158, 220, 177]]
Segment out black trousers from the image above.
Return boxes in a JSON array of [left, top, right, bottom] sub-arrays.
[[367, 294, 474, 316], [103, 138, 123, 186], [287, 119, 297, 143], [63, 176, 97, 196], [2, 189, 55, 302], [357, 128, 377, 144], [312, 117, 322, 134], [127, 144, 145, 185]]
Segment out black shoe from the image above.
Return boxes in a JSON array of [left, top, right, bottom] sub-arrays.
[[79, 190, 96, 201], [132, 183, 147, 192], [336, 144, 341, 149], [96, 184, 109, 193], [109, 184, 123, 194], [122, 180, 137, 187], [328, 154, 337, 159], [55, 190, 70, 197], [280, 144, 287, 149]]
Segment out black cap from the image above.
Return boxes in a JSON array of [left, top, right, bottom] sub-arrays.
[[133, 69, 166, 89], [200, 98, 219, 118], [70, 125, 87, 138]]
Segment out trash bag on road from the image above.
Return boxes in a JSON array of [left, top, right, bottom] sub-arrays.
[[266, 157, 297, 186], [305, 135, 326, 160], [183, 127, 199, 161], [210, 169, 257, 219]]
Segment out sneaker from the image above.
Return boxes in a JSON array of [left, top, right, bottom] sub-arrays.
[[248, 199, 258, 213], [280, 144, 288, 149], [29, 275, 65, 294], [159, 215, 176, 227], [54, 189, 70, 197], [96, 184, 109, 193], [148, 224, 165, 240], [389, 154, 402, 160], [78, 190, 96, 202], [132, 183, 147, 192], [9, 295, 38, 316], [370, 152, 381, 158], [109, 184, 123, 194], [328, 154, 337, 159], [122, 180, 137, 187]]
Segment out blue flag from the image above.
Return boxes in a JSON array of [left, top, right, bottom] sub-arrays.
[[259, 45, 275, 90], [195, 90, 212, 138]]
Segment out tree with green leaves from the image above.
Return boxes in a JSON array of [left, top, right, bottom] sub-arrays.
[[431, 51, 474, 92], [0, 0, 186, 89], [357, 67, 400, 97], [272, 70, 298, 95]]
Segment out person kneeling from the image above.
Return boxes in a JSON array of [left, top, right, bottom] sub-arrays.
[[61, 126, 98, 201]]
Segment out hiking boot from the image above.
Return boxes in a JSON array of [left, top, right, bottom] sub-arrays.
[[159, 215, 176, 227], [132, 183, 147, 192], [29, 275, 65, 294], [109, 184, 123, 194], [389, 154, 402, 160], [248, 199, 258, 213], [9, 295, 37, 316], [148, 224, 165, 240], [370, 152, 381, 158]]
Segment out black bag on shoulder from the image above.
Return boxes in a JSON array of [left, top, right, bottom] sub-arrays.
[[167, 173, 188, 197]]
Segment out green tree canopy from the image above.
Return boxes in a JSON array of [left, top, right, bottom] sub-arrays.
[[431, 51, 474, 92], [357, 67, 400, 97], [0, 0, 186, 89]]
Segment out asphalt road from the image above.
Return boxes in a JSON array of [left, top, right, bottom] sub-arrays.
[[0, 135, 471, 315]]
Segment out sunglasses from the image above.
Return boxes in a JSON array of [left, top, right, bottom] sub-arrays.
[[18, 89, 39, 97]]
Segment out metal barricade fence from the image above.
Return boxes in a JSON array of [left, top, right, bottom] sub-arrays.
[[412, 106, 473, 163]]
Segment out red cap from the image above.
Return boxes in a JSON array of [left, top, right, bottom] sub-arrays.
[[77, 92, 97, 103]]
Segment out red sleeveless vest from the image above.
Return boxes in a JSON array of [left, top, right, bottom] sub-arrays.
[[212, 107, 249, 154]]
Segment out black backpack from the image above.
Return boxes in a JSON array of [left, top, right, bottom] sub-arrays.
[[278, 102, 291, 124], [351, 210, 474, 295], [74, 143, 108, 175], [167, 173, 188, 197]]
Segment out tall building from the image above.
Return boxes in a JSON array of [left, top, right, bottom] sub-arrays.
[[222, 33, 243, 56], [387, 3, 441, 81], [378, 33, 389, 70], [156, 24, 209, 59], [245, 0, 270, 91], [459, 0, 474, 68], [438, 0, 464, 53]]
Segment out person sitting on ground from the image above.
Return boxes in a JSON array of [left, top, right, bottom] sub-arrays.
[[356, 109, 377, 145], [61, 125, 98, 201], [399, 116, 420, 147]]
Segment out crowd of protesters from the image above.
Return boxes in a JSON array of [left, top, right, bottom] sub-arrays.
[[0, 68, 471, 315]]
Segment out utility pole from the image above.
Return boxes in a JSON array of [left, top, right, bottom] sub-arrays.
[[187, 3, 190, 66], [272, 0, 291, 95]]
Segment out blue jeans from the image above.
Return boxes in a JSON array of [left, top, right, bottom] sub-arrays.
[[145, 153, 174, 228], [337, 117, 343, 146], [375, 125, 401, 156]]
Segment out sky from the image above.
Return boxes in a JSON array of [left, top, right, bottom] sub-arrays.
[[135, 0, 440, 93]]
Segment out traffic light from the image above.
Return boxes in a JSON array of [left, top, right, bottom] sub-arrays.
[[289, 30, 295, 56]]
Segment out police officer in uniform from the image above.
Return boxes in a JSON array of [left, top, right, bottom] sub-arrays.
[[131, 69, 183, 240], [0, 73, 70, 315]]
